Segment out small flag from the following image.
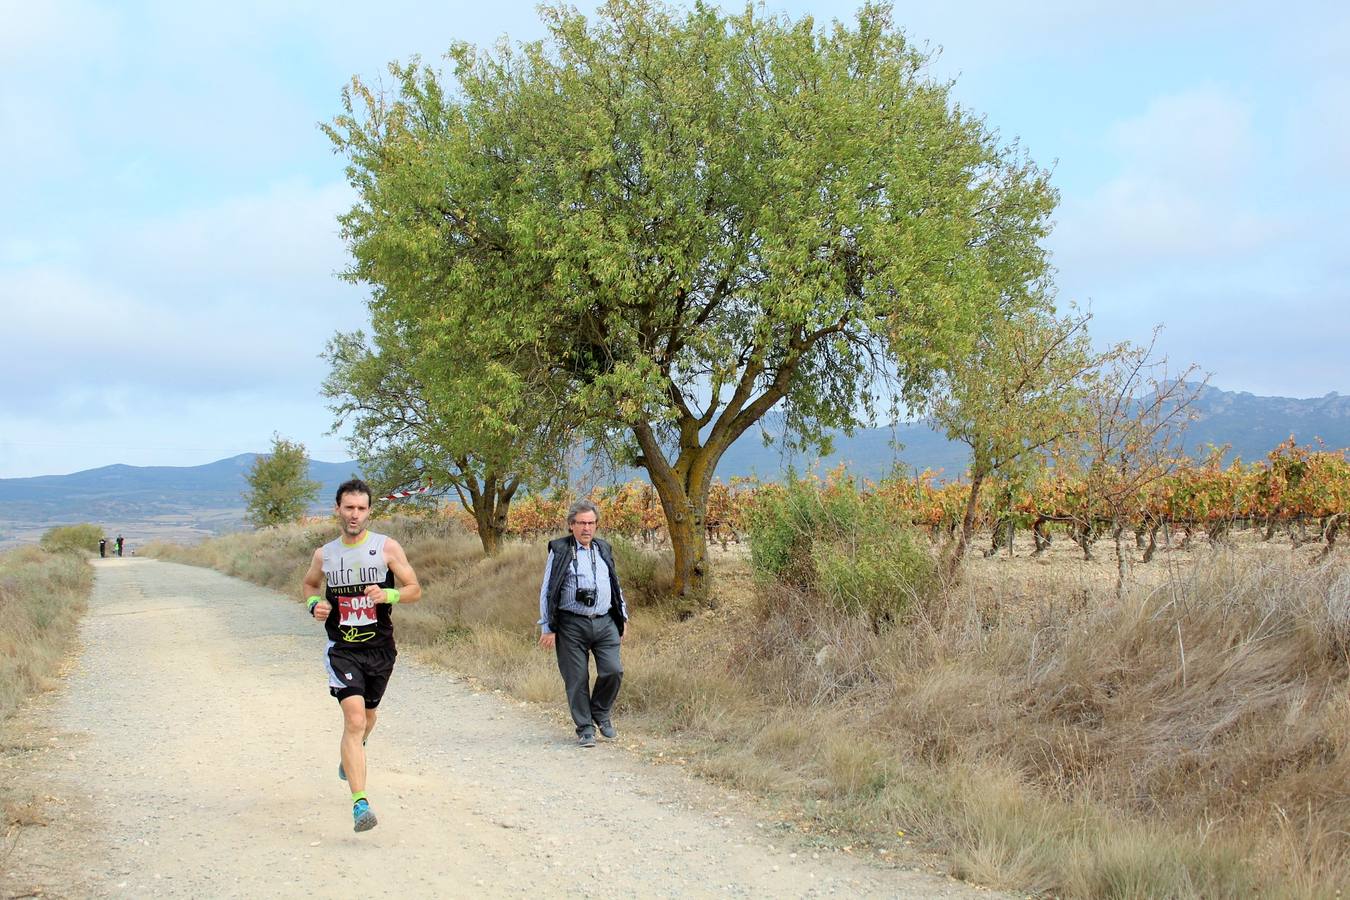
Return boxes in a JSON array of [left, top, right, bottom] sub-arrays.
[[381, 484, 433, 500]]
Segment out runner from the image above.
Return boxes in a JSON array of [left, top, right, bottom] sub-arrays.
[[301, 478, 421, 832]]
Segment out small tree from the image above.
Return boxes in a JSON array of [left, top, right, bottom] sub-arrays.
[[245, 435, 321, 527], [323, 327, 565, 555], [1081, 334, 1204, 597], [928, 304, 1100, 577]]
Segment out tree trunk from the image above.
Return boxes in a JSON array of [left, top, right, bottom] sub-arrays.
[[947, 470, 986, 579], [1032, 517, 1051, 556], [462, 473, 519, 557], [1320, 513, 1343, 561], [632, 423, 719, 599], [474, 508, 501, 555], [1141, 522, 1160, 563], [644, 468, 711, 599], [662, 494, 708, 598], [1075, 519, 1094, 561], [1112, 518, 1129, 600], [629, 334, 809, 598]]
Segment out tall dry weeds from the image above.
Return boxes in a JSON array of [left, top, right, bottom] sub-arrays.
[[0, 546, 93, 723], [708, 543, 1349, 895]]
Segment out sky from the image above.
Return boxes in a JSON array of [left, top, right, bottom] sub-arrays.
[[3, 0, 1347, 478]]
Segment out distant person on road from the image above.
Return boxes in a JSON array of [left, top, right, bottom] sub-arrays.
[[537, 499, 629, 748], [98, 537, 107, 558], [301, 478, 421, 833], [115, 535, 124, 557]]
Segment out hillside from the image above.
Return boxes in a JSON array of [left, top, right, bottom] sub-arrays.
[[0, 456, 362, 546]]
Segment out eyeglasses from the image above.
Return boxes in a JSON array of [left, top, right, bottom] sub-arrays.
[[572, 519, 597, 527]]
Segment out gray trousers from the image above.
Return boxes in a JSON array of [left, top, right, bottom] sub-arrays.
[[553, 611, 623, 734]]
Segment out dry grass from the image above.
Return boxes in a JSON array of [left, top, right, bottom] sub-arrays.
[[152, 522, 1350, 897], [0, 546, 93, 723], [712, 543, 1350, 896], [0, 544, 91, 878]]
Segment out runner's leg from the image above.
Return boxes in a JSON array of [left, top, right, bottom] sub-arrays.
[[339, 695, 369, 793], [362, 707, 377, 744]]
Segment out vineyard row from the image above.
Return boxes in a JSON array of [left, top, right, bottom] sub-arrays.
[[438, 439, 1350, 557]]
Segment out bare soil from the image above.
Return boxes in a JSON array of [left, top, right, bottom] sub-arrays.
[[1, 558, 1004, 899]]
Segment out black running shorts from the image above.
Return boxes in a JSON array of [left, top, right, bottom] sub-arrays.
[[324, 643, 397, 708]]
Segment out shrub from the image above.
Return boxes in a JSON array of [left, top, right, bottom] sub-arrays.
[[38, 523, 104, 556], [747, 476, 937, 624], [607, 535, 673, 607]]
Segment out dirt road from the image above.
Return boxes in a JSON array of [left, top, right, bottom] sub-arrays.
[[2, 558, 999, 898]]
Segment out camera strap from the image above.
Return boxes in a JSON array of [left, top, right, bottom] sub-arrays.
[[570, 540, 598, 589]]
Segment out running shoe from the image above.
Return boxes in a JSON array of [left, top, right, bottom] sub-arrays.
[[353, 798, 378, 832]]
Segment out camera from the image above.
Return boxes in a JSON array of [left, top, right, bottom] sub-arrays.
[[575, 587, 597, 607]]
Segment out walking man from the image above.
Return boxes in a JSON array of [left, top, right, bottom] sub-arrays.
[[115, 535, 123, 557], [538, 499, 629, 747], [98, 537, 107, 558], [301, 478, 421, 831]]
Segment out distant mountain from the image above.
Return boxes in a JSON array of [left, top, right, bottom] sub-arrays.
[[737, 383, 1350, 483], [704, 420, 968, 483], [1177, 384, 1350, 463], [0, 455, 363, 532], [2, 385, 1347, 545]]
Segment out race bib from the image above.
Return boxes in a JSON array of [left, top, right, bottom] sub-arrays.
[[337, 588, 378, 627]]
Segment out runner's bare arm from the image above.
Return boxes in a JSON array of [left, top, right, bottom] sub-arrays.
[[302, 548, 330, 621], [367, 538, 421, 605]]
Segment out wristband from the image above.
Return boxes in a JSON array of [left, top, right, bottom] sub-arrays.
[[385, 588, 401, 605], [307, 596, 322, 613]]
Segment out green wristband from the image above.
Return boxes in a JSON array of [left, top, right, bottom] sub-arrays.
[[385, 588, 401, 605], [307, 596, 321, 612]]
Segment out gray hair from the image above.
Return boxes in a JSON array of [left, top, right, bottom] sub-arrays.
[[567, 499, 600, 525]]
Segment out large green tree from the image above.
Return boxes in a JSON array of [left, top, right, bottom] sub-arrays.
[[244, 435, 320, 527], [325, 0, 1057, 596]]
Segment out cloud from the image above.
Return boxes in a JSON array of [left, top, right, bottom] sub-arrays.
[[1051, 85, 1286, 274], [99, 180, 356, 295], [1286, 76, 1350, 172], [1055, 176, 1281, 268], [5, 179, 366, 413], [0, 1, 121, 178], [1085, 283, 1350, 398], [1106, 87, 1255, 187]]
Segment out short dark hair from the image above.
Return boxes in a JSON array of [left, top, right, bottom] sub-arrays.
[[335, 478, 373, 506]]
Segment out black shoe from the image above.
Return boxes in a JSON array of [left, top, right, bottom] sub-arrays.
[[597, 720, 616, 740], [578, 728, 596, 748]]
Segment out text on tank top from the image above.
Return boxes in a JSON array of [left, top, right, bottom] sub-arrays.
[[322, 531, 396, 646]]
